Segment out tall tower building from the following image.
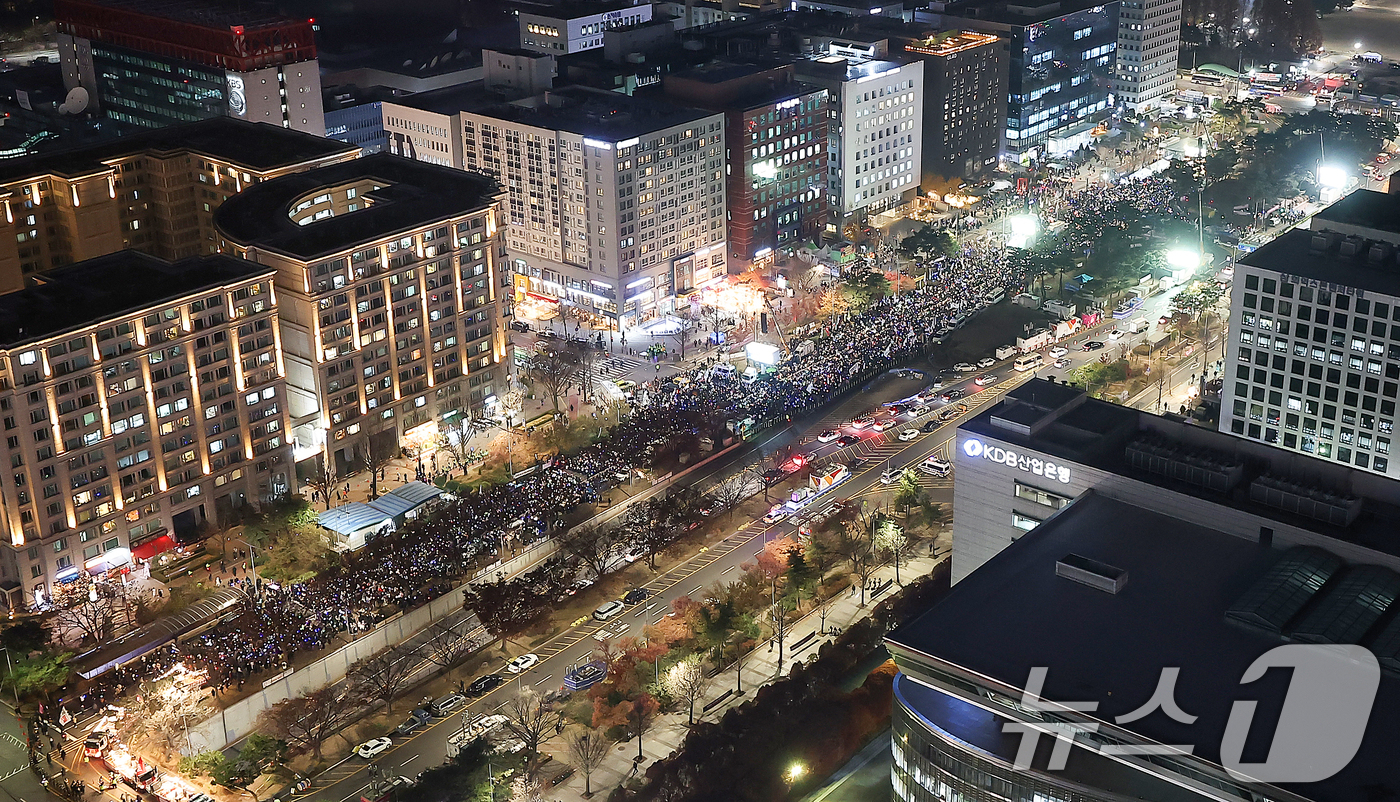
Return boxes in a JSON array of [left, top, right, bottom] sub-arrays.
[[1114, 0, 1181, 110], [55, 0, 325, 135]]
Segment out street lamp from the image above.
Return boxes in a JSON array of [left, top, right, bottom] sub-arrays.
[[234, 539, 261, 601], [1166, 248, 1201, 272], [786, 763, 806, 785]]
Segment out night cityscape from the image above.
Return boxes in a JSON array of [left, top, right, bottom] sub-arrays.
[[0, 0, 1393, 800]]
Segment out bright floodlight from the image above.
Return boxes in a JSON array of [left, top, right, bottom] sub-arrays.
[[1006, 213, 1039, 248], [787, 764, 806, 782], [1318, 165, 1349, 189], [746, 341, 782, 366], [1167, 248, 1201, 270]]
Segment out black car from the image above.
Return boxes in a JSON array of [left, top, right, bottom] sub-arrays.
[[623, 588, 650, 604], [1083, 341, 1105, 351], [836, 434, 860, 447], [467, 674, 505, 697], [761, 468, 786, 485], [509, 320, 532, 333], [919, 419, 940, 433]]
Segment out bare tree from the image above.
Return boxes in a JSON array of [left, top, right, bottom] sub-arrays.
[[574, 344, 600, 405], [360, 433, 396, 499], [49, 578, 129, 645], [559, 523, 620, 581], [347, 643, 420, 714], [258, 687, 363, 761], [873, 520, 909, 586], [829, 520, 876, 606], [502, 687, 556, 771], [768, 604, 793, 675], [113, 670, 215, 754], [306, 459, 337, 512], [433, 424, 476, 476], [565, 727, 612, 798], [422, 620, 476, 671], [708, 473, 750, 520], [660, 653, 711, 725], [528, 350, 579, 414]]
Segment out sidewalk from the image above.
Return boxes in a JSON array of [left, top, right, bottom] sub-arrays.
[[543, 547, 947, 800]]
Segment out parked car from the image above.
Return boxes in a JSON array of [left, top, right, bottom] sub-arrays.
[[836, 434, 860, 447], [356, 737, 394, 759], [506, 654, 540, 674], [623, 587, 650, 604], [762, 507, 789, 524], [940, 389, 965, 402], [1054, 357, 1070, 369], [871, 418, 895, 432], [1083, 341, 1105, 351], [1108, 329, 1124, 340], [919, 419, 940, 433], [593, 600, 625, 621], [975, 373, 997, 386], [509, 320, 532, 333], [816, 429, 840, 443], [761, 468, 786, 485], [977, 357, 996, 369], [880, 467, 901, 484], [898, 428, 920, 441], [431, 692, 468, 714], [921, 456, 952, 477], [938, 404, 969, 422], [851, 415, 875, 429], [953, 362, 976, 372], [1049, 346, 1068, 358], [467, 674, 505, 696]]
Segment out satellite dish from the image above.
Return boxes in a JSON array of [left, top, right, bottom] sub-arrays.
[[58, 86, 88, 115]]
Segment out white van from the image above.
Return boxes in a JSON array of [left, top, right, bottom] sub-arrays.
[[1128, 318, 1149, 334], [711, 363, 736, 380], [741, 367, 760, 385], [995, 345, 1018, 360], [593, 600, 625, 621], [1013, 353, 1043, 372]]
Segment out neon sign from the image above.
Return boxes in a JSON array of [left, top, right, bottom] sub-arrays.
[[963, 438, 1071, 483]]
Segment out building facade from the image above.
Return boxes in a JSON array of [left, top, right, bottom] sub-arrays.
[[795, 56, 923, 232], [0, 118, 359, 295], [940, 0, 1119, 159], [665, 63, 828, 269], [55, 0, 325, 135], [460, 86, 727, 327], [519, 2, 653, 55], [1220, 191, 1400, 480], [214, 155, 509, 477], [905, 32, 1006, 183], [0, 251, 292, 608], [1113, 0, 1180, 110]]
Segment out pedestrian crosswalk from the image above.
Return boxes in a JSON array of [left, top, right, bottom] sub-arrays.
[[593, 356, 642, 379]]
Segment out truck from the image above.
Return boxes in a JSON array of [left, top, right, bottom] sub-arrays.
[[1016, 329, 1053, 353], [995, 345, 1018, 360], [1128, 318, 1149, 334]]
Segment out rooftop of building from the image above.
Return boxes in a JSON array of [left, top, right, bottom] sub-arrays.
[[521, 0, 649, 18], [56, 0, 302, 31], [664, 61, 827, 109], [796, 54, 911, 82], [937, 0, 1112, 26], [467, 85, 718, 141], [904, 29, 1001, 55], [888, 491, 1400, 802], [0, 118, 360, 184], [692, 6, 927, 40], [1240, 227, 1400, 298], [1312, 188, 1400, 238], [214, 153, 500, 261], [960, 379, 1400, 563], [797, 0, 904, 10], [397, 82, 505, 117], [0, 251, 273, 349]]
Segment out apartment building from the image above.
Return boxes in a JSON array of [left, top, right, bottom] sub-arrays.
[[55, 0, 325, 134], [904, 31, 1006, 182], [665, 62, 828, 268], [795, 56, 924, 233], [1221, 190, 1400, 480], [0, 118, 359, 295], [460, 86, 727, 327], [0, 251, 292, 609], [213, 155, 509, 477], [1114, 0, 1181, 110]]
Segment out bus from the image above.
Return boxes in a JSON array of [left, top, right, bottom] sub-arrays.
[[1014, 353, 1044, 372], [1190, 73, 1225, 86]]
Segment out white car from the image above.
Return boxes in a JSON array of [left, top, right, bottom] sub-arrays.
[[763, 507, 789, 524], [921, 456, 952, 477], [1049, 346, 1068, 358], [871, 418, 895, 432], [975, 373, 997, 386], [977, 357, 996, 369], [1054, 357, 1070, 369], [356, 737, 393, 759], [816, 429, 840, 443], [506, 653, 539, 673], [850, 415, 875, 429], [898, 428, 920, 441], [1109, 329, 1124, 340], [880, 467, 901, 484], [952, 362, 976, 373]]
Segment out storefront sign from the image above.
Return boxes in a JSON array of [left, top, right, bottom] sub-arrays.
[[962, 438, 1071, 483]]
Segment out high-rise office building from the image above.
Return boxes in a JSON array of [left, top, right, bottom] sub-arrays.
[[938, 0, 1119, 159], [519, 1, 653, 55], [1113, 0, 1181, 110], [214, 154, 509, 477], [1220, 190, 1400, 480], [665, 62, 828, 270], [888, 376, 1400, 802], [794, 56, 924, 233], [0, 251, 293, 608], [0, 118, 358, 295], [460, 86, 727, 327], [904, 31, 1006, 183], [55, 0, 325, 135]]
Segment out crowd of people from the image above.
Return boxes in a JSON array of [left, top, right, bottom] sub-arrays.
[[81, 176, 1191, 701]]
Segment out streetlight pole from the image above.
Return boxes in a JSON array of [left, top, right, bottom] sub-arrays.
[[234, 539, 260, 602]]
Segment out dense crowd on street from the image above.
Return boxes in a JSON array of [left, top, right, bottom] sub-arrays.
[[78, 176, 1191, 696]]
